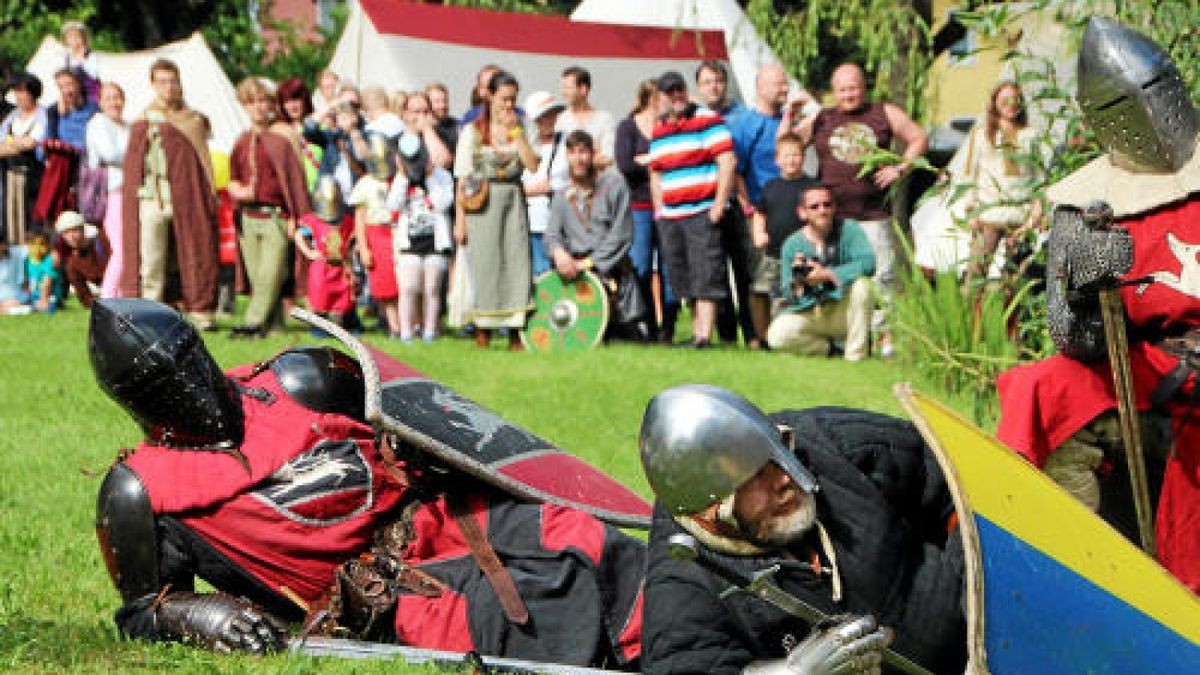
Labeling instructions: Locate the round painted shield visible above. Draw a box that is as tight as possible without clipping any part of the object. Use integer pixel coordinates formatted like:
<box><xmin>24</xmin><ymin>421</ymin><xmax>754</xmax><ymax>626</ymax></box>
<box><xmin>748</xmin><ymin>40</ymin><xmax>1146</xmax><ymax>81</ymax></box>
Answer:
<box><xmin>522</xmin><ymin>270</ymin><xmax>609</xmax><ymax>352</ymax></box>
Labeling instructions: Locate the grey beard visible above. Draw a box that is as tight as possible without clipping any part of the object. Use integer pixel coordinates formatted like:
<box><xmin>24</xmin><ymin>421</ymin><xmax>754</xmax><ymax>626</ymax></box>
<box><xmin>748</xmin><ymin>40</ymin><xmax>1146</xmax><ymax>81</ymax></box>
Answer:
<box><xmin>757</xmin><ymin>493</ymin><xmax>818</xmax><ymax>546</ymax></box>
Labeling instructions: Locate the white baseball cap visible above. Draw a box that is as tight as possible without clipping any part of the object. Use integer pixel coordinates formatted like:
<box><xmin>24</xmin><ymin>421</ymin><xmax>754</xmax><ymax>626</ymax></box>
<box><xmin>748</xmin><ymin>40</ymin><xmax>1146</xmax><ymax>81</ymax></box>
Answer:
<box><xmin>55</xmin><ymin>210</ymin><xmax>86</xmax><ymax>233</ymax></box>
<box><xmin>54</xmin><ymin>210</ymin><xmax>98</xmax><ymax>238</ymax></box>
<box><xmin>523</xmin><ymin>91</ymin><xmax>564</xmax><ymax>123</ymax></box>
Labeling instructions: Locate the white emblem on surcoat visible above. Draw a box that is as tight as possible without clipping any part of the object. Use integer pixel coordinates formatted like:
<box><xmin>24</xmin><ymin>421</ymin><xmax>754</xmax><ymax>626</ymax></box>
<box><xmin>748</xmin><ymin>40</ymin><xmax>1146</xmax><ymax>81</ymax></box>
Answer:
<box><xmin>1147</xmin><ymin>233</ymin><xmax>1200</xmax><ymax>300</ymax></box>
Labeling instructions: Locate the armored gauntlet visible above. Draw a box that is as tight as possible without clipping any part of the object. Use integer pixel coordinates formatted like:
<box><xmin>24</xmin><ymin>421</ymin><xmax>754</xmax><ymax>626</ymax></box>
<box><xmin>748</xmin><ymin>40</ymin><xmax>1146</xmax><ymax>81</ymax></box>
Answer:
<box><xmin>1046</xmin><ymin>201</ymin><xmax>1133</xmax><ymax>360</ymax></box>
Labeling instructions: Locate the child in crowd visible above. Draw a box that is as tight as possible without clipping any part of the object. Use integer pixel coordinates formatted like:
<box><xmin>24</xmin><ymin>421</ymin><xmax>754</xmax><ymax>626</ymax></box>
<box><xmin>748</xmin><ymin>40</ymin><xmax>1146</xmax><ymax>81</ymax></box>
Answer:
<box><xmin>296</xmin><ymin>176</ymin><xmax>355</xmax><ymax>330</ymax></box>
<box><xmin>749</xmin><ymin>133</ymin><xmax>814</xmax><ymax>342</ymax></box>
<box><xmin>61</xmin><ymin>21</ymin><xmax>100</xmax><ymax>104</ymax></box>
<box><xmin>387</xmin><ymin>130</ymin><xmax>454</xmax><ymax>343</ymax></box>
<box><xmin>55</xmin><ymin>210</ymin><xmax>108</xmax><ymax>309</ymax></box>
<box><xmin>349</xmin><ymin>132</ymin><xmax>402</xmax><ymax>337</ymax></box>
<box><xmin>26</xmin><ymin>233</ymin><xmax>61</xmax><ymax>313</ymax></box>
<box><xmin>0</xmin><ymin>240</ymin><xmax>30</xmax><ymax>314</ymax></box>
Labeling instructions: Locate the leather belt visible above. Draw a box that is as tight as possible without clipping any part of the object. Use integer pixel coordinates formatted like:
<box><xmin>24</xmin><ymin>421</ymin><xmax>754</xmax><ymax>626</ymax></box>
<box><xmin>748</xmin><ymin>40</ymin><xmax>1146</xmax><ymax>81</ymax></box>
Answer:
<box><xmin>446</xmin><ymin>493</ymin><xmax>529</xmax><ymax>626</ymax></box>
<box><xmin>241</xmin><ymin>205</ymin><xmax>285</xmax><ymax>219</ymax></box>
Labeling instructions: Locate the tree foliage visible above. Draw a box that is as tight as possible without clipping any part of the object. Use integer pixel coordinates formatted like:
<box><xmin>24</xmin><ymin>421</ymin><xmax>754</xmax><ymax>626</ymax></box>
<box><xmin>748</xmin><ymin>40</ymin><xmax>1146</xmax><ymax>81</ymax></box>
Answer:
<box><xmin>0</xmin><ymin>1</ymin><xmax>123</xmax><ymax>77</ymax></box>
<box><xmin>201</xmin><ymin>0</ymin><xmax>348</xmax><ymax>86</ymax></box>
<box><xmin>0</xmin><ymin>0</ymin><xmax>347</xmax><ymax>90</ymax></box>
<box><xmin>745</xmin><ymin>0</ymin><xmax>935</xmax><ymax>119</ymax></box>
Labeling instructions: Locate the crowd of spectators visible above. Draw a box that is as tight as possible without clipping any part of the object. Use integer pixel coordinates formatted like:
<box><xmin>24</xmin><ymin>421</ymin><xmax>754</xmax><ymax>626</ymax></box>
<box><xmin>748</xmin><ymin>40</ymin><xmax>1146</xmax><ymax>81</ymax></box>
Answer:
<box><xmin>0</xmin><ymin>21</ymin><xmax>1046</xmax><ymax>360</ymax></box>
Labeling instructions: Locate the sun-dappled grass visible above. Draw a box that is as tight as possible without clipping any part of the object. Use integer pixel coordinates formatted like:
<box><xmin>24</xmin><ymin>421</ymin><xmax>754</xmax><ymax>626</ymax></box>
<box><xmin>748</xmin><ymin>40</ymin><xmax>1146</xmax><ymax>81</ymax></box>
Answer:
<box><xmin>0</xmin><ymin>307</ymin><xmax>967</xmax><ymax>672</ymax></box>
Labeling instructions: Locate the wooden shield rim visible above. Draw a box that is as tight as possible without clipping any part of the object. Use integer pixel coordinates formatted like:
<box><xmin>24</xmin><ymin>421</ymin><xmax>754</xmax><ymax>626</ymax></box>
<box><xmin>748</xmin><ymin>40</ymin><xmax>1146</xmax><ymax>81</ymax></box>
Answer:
<box><xmin>521</xmin><ymin>269</ymin><xmax>609</xmax><ymax>352</ymax></box>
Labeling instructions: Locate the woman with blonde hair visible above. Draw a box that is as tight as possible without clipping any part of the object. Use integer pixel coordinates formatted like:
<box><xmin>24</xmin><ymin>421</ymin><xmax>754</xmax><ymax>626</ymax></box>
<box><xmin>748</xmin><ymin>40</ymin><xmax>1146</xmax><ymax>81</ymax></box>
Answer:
<box><xmin>361</xmin><ymin>85</ymin><xmax>404</xmax><ymax>138</ymax></box>
<box><xmin>959</xmin><ymin>80</ymin><xmax>1043</xmax><ymax>284</ymax></box>
<box><xmin>389</xmin><ymin>90</ymin><xmax>409</xmax><ymax>117</ymax></box>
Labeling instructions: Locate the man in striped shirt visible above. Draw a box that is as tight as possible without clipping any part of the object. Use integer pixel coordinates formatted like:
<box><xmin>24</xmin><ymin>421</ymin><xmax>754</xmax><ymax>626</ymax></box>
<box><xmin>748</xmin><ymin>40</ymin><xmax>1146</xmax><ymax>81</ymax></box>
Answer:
<box><xmin>648</xmin><ymin>71</ymin><xmax>737</xmax><ymax>348</ymax></box>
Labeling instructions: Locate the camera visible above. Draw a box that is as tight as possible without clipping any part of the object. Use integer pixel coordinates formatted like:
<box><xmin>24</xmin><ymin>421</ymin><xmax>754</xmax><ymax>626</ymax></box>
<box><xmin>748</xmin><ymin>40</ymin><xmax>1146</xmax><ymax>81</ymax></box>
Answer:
<box><xmin>792</xmin><ymin>257</ymin><xmax>813</xmax><ymax>281</ymax></box>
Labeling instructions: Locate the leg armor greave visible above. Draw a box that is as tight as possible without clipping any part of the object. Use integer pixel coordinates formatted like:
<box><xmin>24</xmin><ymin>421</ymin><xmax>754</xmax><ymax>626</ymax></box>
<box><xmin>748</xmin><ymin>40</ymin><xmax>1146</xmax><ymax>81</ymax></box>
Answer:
<box><xmin>96</xmin><ymin>462</ymin><xmax>160</xmax><ymax>604</ymax></box>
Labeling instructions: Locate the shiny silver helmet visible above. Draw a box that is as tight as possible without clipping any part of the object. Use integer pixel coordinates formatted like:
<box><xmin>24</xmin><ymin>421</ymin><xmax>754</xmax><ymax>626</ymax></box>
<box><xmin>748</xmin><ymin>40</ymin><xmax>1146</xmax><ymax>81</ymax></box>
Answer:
<box><xmin>312</xmin><ymin>174</ymin><xmax>343</xmax><ymax>222</ymax></box>
<box><xmin>639</xmin><ymin>384</ymin><xmax>818</xmax><ymax>515</ymax></box>
<box><xmin>364</xmin><ymin>132</ymin><xmax>396</xmax><ymax>181</ymax></box>
<box><xmin>1077</xmin><ymin>17</ymin><xmax>1198</xmax><ymax>174</ymax></box>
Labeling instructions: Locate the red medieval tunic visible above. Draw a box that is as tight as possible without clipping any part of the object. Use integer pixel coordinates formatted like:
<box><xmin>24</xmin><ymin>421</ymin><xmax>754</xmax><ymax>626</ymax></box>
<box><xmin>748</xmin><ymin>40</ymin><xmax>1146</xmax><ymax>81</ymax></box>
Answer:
<box><xmin>997</xmin><ymin>197</ymin><xmax>1200</xmax><ymax>590</ymax></box>
<box><xmin>123</xmin><ymin>364</ymin><xmax>406</xmax><ymax>604</ymax></box>
<box><xmin>118</xmin><ymin>107</ymin><xmax>220</xmax><ymax>312</ymax></box>
<box><xmin>299</xmin><ymin>212</ymin><xmax>354</xmax><ymax>314</ymax></box>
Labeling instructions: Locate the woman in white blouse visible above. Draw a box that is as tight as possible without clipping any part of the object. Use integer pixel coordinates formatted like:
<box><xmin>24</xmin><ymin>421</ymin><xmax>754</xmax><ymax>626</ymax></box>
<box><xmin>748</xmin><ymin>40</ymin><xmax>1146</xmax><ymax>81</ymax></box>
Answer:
<box><xmin>958</xmin><ymin>81</ymin><xmax>1043</xmax><ymax>284</ymax></box>
<box><xmin>85</xmin><ymin>82</ymin><xmax>129</xmax><ymax>298</ymax></box>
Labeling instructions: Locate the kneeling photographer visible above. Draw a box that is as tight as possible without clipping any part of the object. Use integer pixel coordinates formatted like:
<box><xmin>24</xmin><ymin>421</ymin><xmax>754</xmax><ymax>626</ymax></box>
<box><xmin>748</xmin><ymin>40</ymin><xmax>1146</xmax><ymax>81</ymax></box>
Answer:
<box><xmin>766</xmin><ymin>185</ymin><xmax>876</xmax><ymax>360</ymax></box>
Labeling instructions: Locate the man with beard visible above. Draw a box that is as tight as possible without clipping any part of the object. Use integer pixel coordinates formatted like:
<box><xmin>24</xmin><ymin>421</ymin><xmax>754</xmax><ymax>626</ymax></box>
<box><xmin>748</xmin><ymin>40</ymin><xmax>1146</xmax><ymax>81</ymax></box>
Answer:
<box><xmin>639</xmin><ymin>386</ymin><xmax>967</xmax><ymax>674</ymax></box>
<box><xmin>119</xmin><ymin>59</ymin><xmax>220</xmax><ymax>330</ymax></box>
<box><xmin>544</xmin><ymin>129</ymin><xmax>646</xmax><ymax>337</ymax></box>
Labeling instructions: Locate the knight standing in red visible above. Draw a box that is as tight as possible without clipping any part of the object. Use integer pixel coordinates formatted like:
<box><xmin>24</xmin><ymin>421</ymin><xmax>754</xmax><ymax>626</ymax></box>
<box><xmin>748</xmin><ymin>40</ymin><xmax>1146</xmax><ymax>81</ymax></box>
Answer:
<box><xmin>996</xmin><ymin>18</ymin><xmax>1200</xmax><ymax>590</ymax></box>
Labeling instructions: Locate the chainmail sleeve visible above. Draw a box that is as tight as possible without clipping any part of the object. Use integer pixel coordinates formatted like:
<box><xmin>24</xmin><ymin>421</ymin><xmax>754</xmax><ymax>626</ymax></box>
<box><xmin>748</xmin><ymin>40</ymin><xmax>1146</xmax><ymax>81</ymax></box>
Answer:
<box><xmin>1045</xmin><ymin>202</ymin><xmax>1134</xmax><ymax>361</ymax></box>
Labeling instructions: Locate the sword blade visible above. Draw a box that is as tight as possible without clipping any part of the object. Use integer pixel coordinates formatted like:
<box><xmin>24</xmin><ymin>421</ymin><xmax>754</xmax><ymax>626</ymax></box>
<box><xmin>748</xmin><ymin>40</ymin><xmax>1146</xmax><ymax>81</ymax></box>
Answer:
<box><xmin>290</xmin><ymin>636</ymin><xmax>627</xmax><ymax>675</ymax></box>
<box><xmin>1099</xmin><ymin>289</ymin><xmax>1158</xmax><ymax>556</ymax></box>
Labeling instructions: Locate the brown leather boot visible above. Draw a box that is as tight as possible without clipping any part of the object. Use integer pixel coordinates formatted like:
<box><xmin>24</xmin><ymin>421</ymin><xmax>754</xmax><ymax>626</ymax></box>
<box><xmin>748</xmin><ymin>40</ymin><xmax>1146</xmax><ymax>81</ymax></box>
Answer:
<box><xmin>507</xmin><ymin>331</ymin><xmax>524</xmax><ymax>351</ymax></box>
<box><xmin>475</xmin><ymin>328</ymin><xmax>491</xmax><ymax>349</ymax></box>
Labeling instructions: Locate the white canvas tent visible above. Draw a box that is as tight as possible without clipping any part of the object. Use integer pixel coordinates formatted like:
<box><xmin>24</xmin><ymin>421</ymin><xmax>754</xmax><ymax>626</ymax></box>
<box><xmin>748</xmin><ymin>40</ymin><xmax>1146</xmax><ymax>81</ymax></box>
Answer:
<box><xmin>328</xmin><ymin>0</ymin><xmax>735</xmax><ymax>119</ymax></box>
<box><xmin>24</xmin><ymin>32</ymin><xmax>248</xmax><ymax>152</ymax></box>
<box><xmin>571</xmin><ymin>0</ymin><xmax>801</xmax><ymax>106</ymax></box>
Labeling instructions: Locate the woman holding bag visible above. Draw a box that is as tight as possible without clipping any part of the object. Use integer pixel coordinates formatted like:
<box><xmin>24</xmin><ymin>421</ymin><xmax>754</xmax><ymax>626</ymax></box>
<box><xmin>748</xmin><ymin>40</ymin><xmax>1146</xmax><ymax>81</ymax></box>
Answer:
<box><xmin>453</xmin><ymin>70</ymin><xmax>539</xmax><ymax>349</ymax></box>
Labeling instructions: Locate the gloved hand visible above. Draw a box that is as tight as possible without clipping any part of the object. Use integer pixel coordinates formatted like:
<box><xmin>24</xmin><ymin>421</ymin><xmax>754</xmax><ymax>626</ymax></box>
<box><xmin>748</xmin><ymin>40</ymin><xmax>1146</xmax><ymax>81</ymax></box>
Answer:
<box><xmin>155</xmin><ymin>591</ymin><xmax>290</xmax><ymax>654</ymax></box>
<box><xmin>785</xmin><ymin>614</ymin><xmax>891</xmax><ymax>675</ymax></box>
<box><xmin>1046</xmin><ymin>200</ymin><xmax>1133</xmax><ymax>360</ymax></box>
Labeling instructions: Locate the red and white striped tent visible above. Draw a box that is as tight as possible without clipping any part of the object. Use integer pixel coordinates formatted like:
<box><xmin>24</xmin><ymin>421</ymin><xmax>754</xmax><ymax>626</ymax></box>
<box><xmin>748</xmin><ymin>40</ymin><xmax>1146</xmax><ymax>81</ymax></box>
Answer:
<box><xmin>327</xmin><ymin>0</ymin><xmax>735</xmax><ymax>118</ymax></box>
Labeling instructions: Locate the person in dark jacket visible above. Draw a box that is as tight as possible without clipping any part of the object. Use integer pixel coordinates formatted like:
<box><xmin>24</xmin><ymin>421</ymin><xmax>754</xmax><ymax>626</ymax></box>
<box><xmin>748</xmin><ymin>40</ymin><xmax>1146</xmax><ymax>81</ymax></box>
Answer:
<box><xmin>639</xmin><ymin>385</ymin><xmax>967</xmax><ymax>675</ymax></box>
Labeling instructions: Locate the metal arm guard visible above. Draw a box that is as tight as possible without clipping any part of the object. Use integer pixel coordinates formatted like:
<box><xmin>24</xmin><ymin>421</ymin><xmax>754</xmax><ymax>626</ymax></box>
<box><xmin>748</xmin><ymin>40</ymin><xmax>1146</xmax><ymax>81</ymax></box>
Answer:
<box><xmin>1046</xmin><ymin>201</ymin><xmax>1134</xmax><ymax>361</ymax></box>
<box><xmin>96</xmin><ymin>462</ymin><xmax>160</xmax><ymax>604</ymax></box>
<box><xmin>270</xmin><ymin>347</ymin><xmax>366</xmax><ymax>421</ymax></box>
<box><xmin>155</xmin><ymin>591</ymin><xmax>290</xmax><ymax>654</ymax></box>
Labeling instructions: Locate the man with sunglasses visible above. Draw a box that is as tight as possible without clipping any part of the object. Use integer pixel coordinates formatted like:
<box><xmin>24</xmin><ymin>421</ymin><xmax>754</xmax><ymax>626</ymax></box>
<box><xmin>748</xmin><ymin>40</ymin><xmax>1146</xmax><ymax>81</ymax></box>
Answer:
<box><xmin>765</xmin><ymin>185</ymin><xmax>875</xmax><ymax>360</ymax></box>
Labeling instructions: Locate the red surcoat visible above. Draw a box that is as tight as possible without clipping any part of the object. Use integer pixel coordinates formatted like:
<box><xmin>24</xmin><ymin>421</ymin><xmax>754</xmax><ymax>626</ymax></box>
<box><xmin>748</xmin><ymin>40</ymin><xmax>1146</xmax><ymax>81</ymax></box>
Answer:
<box><xmin>997</xmin><ymin>197</ymin><xmax>1200</xmax><ymax>590</ymax></box>
<box><xmin>124</xmin><ymin>365</ymin><xmax>406</xmax><ymax>603</ymax></box>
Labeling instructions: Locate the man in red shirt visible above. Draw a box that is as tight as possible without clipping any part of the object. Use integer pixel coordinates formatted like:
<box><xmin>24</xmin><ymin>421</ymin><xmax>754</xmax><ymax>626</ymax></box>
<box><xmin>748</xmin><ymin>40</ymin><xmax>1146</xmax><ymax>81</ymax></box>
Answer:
<box><xmin>227</xmin><ymin>77</ymin><xmax>311</xmax><ymax>338</ymax></box>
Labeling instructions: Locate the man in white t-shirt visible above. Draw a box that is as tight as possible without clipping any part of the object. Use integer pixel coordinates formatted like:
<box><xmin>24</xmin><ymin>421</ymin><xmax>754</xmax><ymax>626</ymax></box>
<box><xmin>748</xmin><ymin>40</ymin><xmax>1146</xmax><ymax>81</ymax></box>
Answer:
<box><xmin>556</xmin><ymin>66</ymin><xmax>615</xmax><ymax>170</ymax></box>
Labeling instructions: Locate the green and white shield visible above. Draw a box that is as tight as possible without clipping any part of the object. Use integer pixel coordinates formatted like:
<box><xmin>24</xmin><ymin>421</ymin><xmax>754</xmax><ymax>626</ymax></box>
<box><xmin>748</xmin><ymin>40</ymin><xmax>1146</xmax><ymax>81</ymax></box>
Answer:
<box><xmin>522</xmin><ymin>270</ymin><xmax>609</xmax><ymax>352</ymax></box>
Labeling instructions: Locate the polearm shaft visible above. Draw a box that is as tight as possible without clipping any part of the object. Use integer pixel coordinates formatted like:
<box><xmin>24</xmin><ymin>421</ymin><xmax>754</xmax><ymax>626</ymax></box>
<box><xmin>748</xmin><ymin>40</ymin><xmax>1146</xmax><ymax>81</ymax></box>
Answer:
<box><xmin>667</xmin><ymin>534</ymin><xmax>932</xmax><ymax>675</ymax></box>
<box><xmin>290</xmin><ymin>636</ymin><xmax>627</xmax><ymax>674</ymax></box>
<box><xmin>1099</xmin><ymin>289</ymin><xmax>1157</xmax><ymax>556</ymax></box>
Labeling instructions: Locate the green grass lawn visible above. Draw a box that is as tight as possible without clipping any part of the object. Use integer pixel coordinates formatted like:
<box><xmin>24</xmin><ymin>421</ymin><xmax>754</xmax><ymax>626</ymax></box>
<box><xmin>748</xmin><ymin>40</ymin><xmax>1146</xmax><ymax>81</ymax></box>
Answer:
<box><xmin>0</xmin><ymin>307</ymin><xmax>963</xmax><ymax>672</ymax></box>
